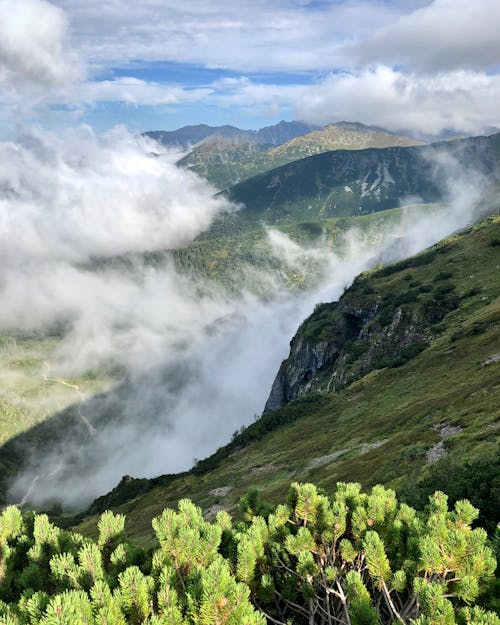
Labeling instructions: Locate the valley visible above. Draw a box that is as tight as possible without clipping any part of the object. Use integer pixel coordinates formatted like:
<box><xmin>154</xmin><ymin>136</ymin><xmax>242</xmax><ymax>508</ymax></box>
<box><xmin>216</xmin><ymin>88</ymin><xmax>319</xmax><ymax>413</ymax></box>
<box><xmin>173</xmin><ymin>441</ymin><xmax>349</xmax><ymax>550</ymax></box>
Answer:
<box><xmin>1</xmin><ymin>2</ymin><xmax>499</xmax><ymax>622</ymax></box>
<box><xmin>73</xmin><ymin>214</ymin><xmax>500</xmax><ymax>545</ymax></box>
<box><xmin>1</xmin><ymin>130</ymin><xmax>499</xmax><ymax>516</ymax></box>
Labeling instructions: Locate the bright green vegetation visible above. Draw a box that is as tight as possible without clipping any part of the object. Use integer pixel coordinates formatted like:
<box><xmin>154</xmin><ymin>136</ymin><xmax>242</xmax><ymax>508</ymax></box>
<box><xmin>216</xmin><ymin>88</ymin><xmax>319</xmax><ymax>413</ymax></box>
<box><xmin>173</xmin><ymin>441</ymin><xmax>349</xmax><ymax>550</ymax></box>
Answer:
<box><xmin>0</xmin><ymin>334</ymin><xmax>115</xmax><ymax>446</ymax></box>
<box><xmin>76</xmin><ymin>215</ymin><xmax>500</xmax><ymax>545</ymax></box>
<box><xmin>0</xmin><ymin>482</ymin><xmax>498</xmax><ymax>625</ymax></box>
<box><xmin>178</xmin><ymin>122</ymin><xmax>422</xmax><ymax>190</ymax></box>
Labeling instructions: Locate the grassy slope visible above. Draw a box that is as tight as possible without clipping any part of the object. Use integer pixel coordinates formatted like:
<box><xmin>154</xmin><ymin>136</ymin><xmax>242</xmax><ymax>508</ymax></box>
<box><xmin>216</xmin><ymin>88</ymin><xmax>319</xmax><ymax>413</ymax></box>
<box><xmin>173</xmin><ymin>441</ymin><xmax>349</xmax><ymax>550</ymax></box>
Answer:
<box><xmin>0</xmin><ymin>334</ymin><xmax>115</xmax><ymax>447</ymax></box>
<box><xmin>74</xmin><ymin>215</ymin><xmax>500</xmax><ymax>545</ymax></box>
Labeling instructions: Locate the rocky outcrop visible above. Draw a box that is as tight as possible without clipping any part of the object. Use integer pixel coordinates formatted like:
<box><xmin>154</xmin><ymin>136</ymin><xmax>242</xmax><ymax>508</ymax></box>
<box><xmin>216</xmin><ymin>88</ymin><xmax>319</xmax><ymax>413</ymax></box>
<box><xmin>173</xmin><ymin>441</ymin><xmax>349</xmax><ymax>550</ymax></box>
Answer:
<box><xmin>263</xmin><ymin>260</ymin><xmax>449</xmax><ymax>413</ymax></box>
<box><xmin>264</xmin><ymin>338</ymin><xmax>339</xmax><ymax>412</ymax></box>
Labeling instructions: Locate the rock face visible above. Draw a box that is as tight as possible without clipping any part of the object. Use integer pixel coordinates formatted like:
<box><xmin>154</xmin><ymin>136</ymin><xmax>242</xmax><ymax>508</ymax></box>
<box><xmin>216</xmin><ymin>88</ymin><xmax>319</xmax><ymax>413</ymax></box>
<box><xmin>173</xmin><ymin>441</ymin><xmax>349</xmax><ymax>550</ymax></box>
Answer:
<box><xmin>263</xmin><ymin>250</ymin><xmax>452</xmax><ymax>413</ymax></box>
<box><xmin>264</xmin><ymin>338</ymin><xmax>338</xmax><ymax>412</ymax></box>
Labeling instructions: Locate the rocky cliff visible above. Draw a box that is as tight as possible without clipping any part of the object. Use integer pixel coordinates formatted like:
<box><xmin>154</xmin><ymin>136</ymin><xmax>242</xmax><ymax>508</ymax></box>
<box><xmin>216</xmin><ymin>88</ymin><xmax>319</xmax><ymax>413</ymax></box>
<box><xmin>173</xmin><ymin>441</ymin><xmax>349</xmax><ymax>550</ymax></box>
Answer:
<box><xmin>264</xmin><ymin>241</ymin><xmax>461</xmax><ymax>412</ymax></box>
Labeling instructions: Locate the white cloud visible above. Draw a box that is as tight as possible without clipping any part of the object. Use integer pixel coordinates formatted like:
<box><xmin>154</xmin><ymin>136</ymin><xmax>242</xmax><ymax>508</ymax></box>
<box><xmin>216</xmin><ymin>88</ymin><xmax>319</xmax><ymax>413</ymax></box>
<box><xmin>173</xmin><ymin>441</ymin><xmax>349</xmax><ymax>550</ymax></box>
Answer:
<box><xmin>293</xmin><ymin>67</ymin><xmax>500</xmax><ymax>135</ymax></box>
<box><xmin>0</xmin><ymin>126</ymin><xmax>230</xmax><ymax>265</ymax></box>
<box><xmin>35</xmin><ymin>66</ymin><xmax>500</xmax><ymax>137</ymax></box>
<box><xmin>1</xmin><ymin>0</ymin><xmax>499</xmax><ymax>138</ymax></box>
<box><xmin>0</xmin><ymin>0</ymin><xmax>81</xmax><ymax>88</ymax></box>
<box><xmin>52</xmin><ymin>0</ymin><xmax>404</xmax><ymax>73</ymax></box>
<box><xmin>350</xmin><ymin>0</ymin><xmax>500</xmax><ymax>73</ymax></box>
<box><xmin>78</xmin><ymin>77</ymin><xmax>213</xmax><ymax>107</ymax></box>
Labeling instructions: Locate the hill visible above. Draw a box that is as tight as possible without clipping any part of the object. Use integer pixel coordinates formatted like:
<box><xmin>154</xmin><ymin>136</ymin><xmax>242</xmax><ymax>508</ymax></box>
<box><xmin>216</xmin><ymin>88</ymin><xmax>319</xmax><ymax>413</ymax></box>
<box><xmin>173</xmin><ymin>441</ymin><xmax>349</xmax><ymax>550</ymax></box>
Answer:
<box><xmin>178</xmin><ymin>121</ymin><xmax>422</xmax><ymax>189</ymax></box>
<box><xmin>225</xmin><ymin>132</ymin><xmax>500</xmax><ymax>222</ymax></box>
<box><xmin>73</xmin><ymin>214</ymin><xmax>500</xmax><ymax>544</ymax></box>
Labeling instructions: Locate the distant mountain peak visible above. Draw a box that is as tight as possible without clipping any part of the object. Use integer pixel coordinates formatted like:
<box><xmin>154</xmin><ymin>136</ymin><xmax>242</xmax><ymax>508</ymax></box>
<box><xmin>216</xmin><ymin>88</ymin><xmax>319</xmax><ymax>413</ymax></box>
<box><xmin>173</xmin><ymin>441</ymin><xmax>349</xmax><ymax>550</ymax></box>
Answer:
<box><xmin>143</xmin><ymin>120</ymin><xmax>319</xmax><ymax>150</ymax></box>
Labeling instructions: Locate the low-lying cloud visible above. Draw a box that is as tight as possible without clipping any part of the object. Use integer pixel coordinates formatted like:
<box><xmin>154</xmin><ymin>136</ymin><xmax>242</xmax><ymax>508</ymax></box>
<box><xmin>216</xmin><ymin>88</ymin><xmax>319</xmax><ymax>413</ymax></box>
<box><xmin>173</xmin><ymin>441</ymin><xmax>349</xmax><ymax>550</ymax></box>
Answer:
<box><xmin>1</xmin><ymin>125</ymin><xmax>496</xmax><ymax>510</ymax></box>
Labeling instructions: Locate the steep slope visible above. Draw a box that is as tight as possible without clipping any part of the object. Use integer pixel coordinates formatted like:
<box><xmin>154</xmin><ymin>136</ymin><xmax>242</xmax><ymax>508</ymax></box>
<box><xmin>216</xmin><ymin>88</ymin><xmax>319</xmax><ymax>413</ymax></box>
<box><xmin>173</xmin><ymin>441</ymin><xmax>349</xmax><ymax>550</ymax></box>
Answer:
<box><xmin>0</xmin><ymin>205</ymin><xmax>430</xmax><ymax>509</ymax></box>
<box><xmin>225</xmin><ymin>133</ymin><xmax>500</xmax><ymax>222</ymax></box>
<box><xmin>178</xmin><ymin>122</ymin><xmax>421</xmax><ymax>189</ymax></box>
<box><xmin>74</xmin><ymin>215</ymin><xmax>500</xmax><ymax>544</ymax></box>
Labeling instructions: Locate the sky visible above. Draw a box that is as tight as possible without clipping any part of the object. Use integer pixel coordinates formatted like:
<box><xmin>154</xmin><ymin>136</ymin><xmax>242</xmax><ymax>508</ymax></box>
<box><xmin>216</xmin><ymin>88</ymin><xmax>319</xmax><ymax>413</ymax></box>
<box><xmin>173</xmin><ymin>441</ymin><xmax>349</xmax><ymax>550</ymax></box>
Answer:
<box><xmin>0</xmin><ymin>0</ymin><xmax>500</xmax><ymax>136</ymax></box>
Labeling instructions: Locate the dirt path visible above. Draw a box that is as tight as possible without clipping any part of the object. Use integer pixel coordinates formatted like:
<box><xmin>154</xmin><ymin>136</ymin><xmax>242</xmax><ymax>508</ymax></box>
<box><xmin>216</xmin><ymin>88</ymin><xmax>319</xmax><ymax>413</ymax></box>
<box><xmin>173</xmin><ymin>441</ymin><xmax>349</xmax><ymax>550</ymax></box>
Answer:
<box><xmin>42</xmin><ymin>362</ymin><xmax>96</xmax><ymax>436</ymax></box>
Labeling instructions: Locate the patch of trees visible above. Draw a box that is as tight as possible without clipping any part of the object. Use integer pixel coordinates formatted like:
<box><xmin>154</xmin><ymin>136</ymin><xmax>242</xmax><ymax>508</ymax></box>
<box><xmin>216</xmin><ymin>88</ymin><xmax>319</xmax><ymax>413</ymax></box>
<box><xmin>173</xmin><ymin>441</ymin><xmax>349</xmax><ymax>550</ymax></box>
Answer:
<box><xmin>0</xmin><ymin>482</ymin><xmax>497</xmax><ymax>625</ymax></box>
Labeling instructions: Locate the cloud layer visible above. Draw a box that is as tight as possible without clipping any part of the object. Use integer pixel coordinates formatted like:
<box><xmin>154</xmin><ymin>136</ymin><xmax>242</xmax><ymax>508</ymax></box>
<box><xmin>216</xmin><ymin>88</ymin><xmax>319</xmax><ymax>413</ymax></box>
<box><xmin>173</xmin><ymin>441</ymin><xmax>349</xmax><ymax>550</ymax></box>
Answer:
<box><xmin>1</xmin><ymin>0</ymin><xmax>499</xmax><ymax>136</ymax></box>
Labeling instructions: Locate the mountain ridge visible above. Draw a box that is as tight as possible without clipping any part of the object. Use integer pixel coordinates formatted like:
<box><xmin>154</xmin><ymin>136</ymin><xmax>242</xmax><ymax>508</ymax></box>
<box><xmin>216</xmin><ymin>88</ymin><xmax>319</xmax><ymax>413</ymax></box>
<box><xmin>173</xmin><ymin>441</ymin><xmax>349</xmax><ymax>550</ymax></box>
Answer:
<box><xmin>177</xmin><ymin>121</ymin><xmax>422</xmax><ymax>189</ymax></box>
<box><xmin>144</xmin><ymin>120</ymin><xmax>318</xmax><ymax>150</ymax></box>
<box><xmin>224</xmin><ymin>132</ymin><xmax>500</xmax><ymax>222</ymax></box>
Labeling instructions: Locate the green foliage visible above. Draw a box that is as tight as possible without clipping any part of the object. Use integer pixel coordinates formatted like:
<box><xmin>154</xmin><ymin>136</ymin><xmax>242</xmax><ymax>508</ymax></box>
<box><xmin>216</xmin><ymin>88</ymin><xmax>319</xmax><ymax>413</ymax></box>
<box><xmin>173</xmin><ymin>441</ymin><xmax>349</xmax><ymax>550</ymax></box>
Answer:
<box><xmin>0</xmin><ymin>484</ymin><xmax>497</xmax><ymax>624</ymax></box>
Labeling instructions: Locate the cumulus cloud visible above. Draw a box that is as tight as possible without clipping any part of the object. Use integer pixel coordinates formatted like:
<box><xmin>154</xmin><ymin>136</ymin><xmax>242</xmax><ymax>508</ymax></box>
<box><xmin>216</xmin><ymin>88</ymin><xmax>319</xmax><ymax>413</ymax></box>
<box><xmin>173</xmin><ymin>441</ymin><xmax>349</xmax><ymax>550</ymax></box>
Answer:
<box><xmin>2</xmin><ymin>0</ymin><xmax>499</xmax><ymax>138</ymax></box>
<box><xmin>293</xmin><ymin>67</ymin><xmax>500</xmax><ymax>136</ymax></box>
<box><xmin>0</xmin><ymin>0</ymin><xmax>81</xmax><ymax>88</ymax></box>
<box><xmin>349</xmin><ymin>0</ymin><xmax>500</xmax><ymax>73</ymax></box>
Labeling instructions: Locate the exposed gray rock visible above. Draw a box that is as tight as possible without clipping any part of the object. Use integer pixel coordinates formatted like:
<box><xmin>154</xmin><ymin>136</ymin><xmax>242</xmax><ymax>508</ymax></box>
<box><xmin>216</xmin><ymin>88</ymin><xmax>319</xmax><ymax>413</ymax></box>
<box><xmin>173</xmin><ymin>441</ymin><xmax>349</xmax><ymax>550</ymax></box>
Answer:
<box><xmin>203</xmin><ymin>503</ymin><xmax>230</xmax><ymax>521</ymax></box>
<box><xmin>426</xmin><ymin>422</ymin><xmax>463</xmax><ymax>463</ymax></box>
<box><xmin>307</xmin><ymin>449</ymin><xmax>349</xmax><ymax>470</ymax></box>
<box><xmin>483</xmin><ymin>353</ymin><xmax>500</xmax><ymax>366</ymax></box>
<box><xmin>432</xmin><ymin>422</ymin><xmax>463</xmax><ymax>438</ymax></box>
<box><xmin>359</xmin><ymin>439</ymin><xmax>390</xmax><ymax>455</ymax></box>
<box><xmin>263</xmin><ymin>281</ymin><xmax>431</xmax><ymax>413</ymax></box>
<box><xmin>208</xmin><ymin>486</ymin><xmax>232</xmax><ymax>497</ymax></box>
<box><xmin>264</xmin><ymin>337</ymin><xmax>340</xmax><ymax>412</ymax></box>
<box><xmin>426</xmin><ymin>441</ymin><xmax>446</xmax><ymax>463</ymax></box>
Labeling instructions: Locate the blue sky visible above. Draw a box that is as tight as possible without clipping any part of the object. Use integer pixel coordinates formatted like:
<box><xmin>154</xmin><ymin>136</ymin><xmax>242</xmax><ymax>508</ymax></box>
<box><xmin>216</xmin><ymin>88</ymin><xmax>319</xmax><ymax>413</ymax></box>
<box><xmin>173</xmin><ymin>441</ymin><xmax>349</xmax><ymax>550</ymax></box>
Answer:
<box><xmin>0</xmin><ymin>0</ymin><xmax>499</xmax><ymax>136</ymax></box>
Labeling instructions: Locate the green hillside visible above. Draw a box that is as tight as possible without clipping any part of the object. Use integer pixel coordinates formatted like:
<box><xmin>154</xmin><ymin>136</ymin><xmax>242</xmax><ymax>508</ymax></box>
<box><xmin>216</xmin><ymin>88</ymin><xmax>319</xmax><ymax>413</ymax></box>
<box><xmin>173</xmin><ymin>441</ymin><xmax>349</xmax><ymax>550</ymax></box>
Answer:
<box><xmin>73</xmin><ymin>214</ymin><xmax>500</xmax><ymax>545</ymax></box>
<box><xmin>225</xmin><ymin>133</ymin><xmax>500</xmax><ymax>222</ymax></box>
<box><xmin>178</xmin><ymin>122</ymin><xmax>422</xmax><ymax>189</ymax></box>
<box><xmin>172</xmin><ymin>204</ymin><xmax>439</xmax><ymax>290</ymax></box>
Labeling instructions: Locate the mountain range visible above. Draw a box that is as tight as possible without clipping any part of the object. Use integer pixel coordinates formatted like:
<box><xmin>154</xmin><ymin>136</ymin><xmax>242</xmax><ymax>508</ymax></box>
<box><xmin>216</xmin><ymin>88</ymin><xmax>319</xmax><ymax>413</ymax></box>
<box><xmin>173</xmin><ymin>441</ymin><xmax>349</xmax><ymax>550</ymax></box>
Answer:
<box><xmin>225</xmin><ymin>132</ymin><xmax>500</xmax><ymax>222</ymax></box>
<box><xmin>146</xmin><ymin>120</ymin><xmax>422</xmax><ymax>189</ymax></box>
<box><xmin>144</xmin><ymin>120</ymin><xmax>318</xmax><ymax>150</ymax></box>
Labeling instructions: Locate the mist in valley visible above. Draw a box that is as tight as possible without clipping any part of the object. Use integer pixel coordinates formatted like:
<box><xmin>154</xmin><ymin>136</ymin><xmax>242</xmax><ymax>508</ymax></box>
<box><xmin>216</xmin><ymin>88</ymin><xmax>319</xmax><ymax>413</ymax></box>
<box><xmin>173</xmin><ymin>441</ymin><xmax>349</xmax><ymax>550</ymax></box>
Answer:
<box><xmin>0</xmin><ymin>122</ymin><xmax>496</xmax><ymax>511</ymax></box>
<box><xmin>0</xmin><ymin>0</ymin><xmax>498</xmax><ymax>512</ymax></box>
